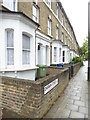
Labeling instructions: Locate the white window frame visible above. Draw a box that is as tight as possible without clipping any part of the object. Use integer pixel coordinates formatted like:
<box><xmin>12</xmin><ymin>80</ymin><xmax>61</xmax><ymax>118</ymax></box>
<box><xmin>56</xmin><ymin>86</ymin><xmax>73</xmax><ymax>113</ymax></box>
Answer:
<box><xmin>22</xmin><ymin>34</ymin><xmax>30</xmax><ymax>65</ymax></box>
<box><xmin>56</xmin><ymin>26</ymin><xmax>58</xmax><ymax>40</ymax></box>
<box><xmin>48</xmin><ymin>18</ymin><xmax>51</xmax><ymax>36</ymax></box>
<box><xmin>56</xmin><ymin>3</ymin><xmax>58</xmax><ymax>17</ymax></box>
<box><xmin>33</xmin><ymin>4</ymin><xmax>39</xmax><ymax>23</ymax></box>
<box><xmin>54</xmin><ymin>47</ymin><xmax>57</xmax><ymax>62</ymax></box>
<box><xmin>2</xmin><ymin>0</ymin><xmax>17</xmax><ymax>11</ymax></box>
<box><xmin>6</xmin><ymin>29</ymin><xmax>14</xmax><ymax>66</ymax></box>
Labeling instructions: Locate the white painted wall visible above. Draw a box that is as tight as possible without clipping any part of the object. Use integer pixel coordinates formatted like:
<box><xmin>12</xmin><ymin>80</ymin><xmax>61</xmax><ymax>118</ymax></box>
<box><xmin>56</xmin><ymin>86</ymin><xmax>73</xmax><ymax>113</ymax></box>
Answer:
<box><xmin>0</xmin><ymin>13</ymin><xmax>38</xmax><ymax>80</ymax></box>
<box><xmin>52</xmin><ymin>41</ymin><xmax>62</xmax><ymax>64</ymax></box>
<box><xmin>36</xmin><ymin>31</ymin><xmax>51</xmax><ymax>66</ymax></box>
<box><xmin>62</xmin><ymin>46</ymin><xmax>70</xmax><ymax>64</ymax></box>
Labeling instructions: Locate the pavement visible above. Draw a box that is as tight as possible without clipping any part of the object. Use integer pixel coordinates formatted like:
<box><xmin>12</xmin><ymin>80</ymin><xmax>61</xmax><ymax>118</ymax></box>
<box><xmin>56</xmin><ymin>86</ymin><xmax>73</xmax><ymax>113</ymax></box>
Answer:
<box><xmin>44</xmin><ymin>61</ymin><xmax>88</xmax><ymax>118</ymax></box>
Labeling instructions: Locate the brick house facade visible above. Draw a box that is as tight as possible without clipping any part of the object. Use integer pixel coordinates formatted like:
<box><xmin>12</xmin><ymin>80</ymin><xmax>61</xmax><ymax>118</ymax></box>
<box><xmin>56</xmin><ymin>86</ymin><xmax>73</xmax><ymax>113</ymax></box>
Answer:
<box><xmin>0</xmin><ymin>0</ymin><xmax>79</xmax><ymax>80</ymax></box>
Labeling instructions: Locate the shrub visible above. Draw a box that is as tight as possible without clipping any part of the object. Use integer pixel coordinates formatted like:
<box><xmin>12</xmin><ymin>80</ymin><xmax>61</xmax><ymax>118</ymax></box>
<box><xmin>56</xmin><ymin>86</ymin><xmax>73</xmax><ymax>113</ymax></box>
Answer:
<box><xmin>72</xmin><ymin>57</ymin><xmax>83</xmax><ymax>64</ymax></box>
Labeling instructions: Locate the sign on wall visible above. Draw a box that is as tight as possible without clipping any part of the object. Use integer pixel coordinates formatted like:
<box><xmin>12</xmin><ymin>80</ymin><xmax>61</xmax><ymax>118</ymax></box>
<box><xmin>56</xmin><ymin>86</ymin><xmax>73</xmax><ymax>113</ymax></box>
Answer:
<box><xmin>44</xmin><ymin>78</ymin><xmax>58</xmax><ymax>95</ymax></box>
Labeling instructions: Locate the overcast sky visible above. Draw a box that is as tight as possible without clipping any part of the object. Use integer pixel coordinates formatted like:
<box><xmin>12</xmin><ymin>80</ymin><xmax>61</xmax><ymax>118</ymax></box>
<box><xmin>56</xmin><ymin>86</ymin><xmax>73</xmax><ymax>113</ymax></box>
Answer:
<box><xmin>61</xmin><ymin>0</ymin><xmax>89</xmax><ymax>47</ymax></box>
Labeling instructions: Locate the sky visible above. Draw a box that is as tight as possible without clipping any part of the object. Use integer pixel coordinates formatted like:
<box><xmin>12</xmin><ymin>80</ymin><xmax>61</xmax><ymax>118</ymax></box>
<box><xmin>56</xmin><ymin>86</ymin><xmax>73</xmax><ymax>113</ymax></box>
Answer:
<box><xmin>61</xmin><ymin>0</ymin><xmax>89</xmax><ymax>47</ymax></box>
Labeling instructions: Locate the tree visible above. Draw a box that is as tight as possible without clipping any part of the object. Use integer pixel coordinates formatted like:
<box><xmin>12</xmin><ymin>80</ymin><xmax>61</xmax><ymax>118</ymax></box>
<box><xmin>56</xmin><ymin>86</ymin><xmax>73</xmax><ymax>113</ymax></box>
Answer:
<box><xmin>81</xmin><ymin>37</ymin><xmax>88</xmax><ymax>60</ymax></box>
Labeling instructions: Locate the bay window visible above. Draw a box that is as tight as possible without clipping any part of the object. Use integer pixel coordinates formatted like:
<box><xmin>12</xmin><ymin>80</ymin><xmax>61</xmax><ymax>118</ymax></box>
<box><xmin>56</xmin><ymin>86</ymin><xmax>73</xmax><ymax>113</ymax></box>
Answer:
<box><xmin>6</xmin><ymin>29</ymin><xmax>14</xmax><ymax>65</ymax></box>
<box><xmin>22</xmin><ymin>34</ymin><xmax>30</xmax><ymax>65</ymax></box>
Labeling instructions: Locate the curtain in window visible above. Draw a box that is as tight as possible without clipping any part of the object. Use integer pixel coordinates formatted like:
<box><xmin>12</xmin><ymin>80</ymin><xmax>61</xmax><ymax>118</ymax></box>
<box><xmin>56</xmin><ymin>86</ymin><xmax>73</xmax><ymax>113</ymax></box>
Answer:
<box><xmin>22</xmin><ymin>34</ymin><xmax>30</xmax><ymax>65</ymax></box>
<box><xmin>7</xmin><ymin>49</ymin><xmax>14</xmax><ymax>65</ymax></box>
<box><xmin>7</xmin><ymin>30</ymin><xmax>14</xmax><ymax>47</ymax></box>
<box><xmin>6</xmin><ymin>29</ymin><xmax>14</xmax><ymax>65</ymax></box>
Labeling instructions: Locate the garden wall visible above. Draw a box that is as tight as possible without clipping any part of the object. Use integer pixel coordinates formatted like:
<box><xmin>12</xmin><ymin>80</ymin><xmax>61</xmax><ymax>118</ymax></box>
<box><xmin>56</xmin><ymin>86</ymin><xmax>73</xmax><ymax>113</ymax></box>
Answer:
<box><xmin>0</xmin><ymin>62</ymin><xmax>82</xmax><ymax>118</ymax></box>
<box><xmin>73</xmin><ymin>62</ymin><xmax>82</xmax><ymax>76</ymax></box>
<box><xmin>0</xmin><ymin>67</ymin><xmax>69</xmax><ymax>118</ymax></box>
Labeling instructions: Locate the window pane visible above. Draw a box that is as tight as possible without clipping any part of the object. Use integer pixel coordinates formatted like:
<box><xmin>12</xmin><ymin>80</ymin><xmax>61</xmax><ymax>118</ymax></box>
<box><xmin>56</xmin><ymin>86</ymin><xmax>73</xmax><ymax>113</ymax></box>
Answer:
<box><xmin>63</xmin><ymin>51</ymin><xmax>65</xmax><ymax>56</ymax></box>
<box><xmin>22</xmin><ymin>34</ymin><xmax>30</xmax><ymax>49</ymax></box>
<box><xmin>56</xmin><ymin>28</ymin><xmax>58</xmax><ymax>39</ymax></box>
<box><xmin>63</xmin><ymin>57</ymin><xmax>65</xmax><ymax>62</ymax></box>
<box><xmin>13</xmin><ymin>0</ymin><xmax>16</xmax><ymax>10</ymax></box>
<box><xmin>7</xmin><ymin>48</ymin><xmax>14</xmax><ymax>65</ymax></box>
<box><xmin>22</xmin><ymin>34</ymin><xmax>30</xmax><ymax>65</ymax></box>
<box><xmin>48</xmin><ymin>19</ymin><xmax>51</xmax><ymax>35</ymax></box>
<box><xmin>7</xmin><ymin>30</ymin><xmax>14</xmax><ymax>47</ymax></box>
<box><xmin>3</xmin><ymin>0</ymin><xmax>15</xmax><ymax>10</ymax></box>
<box><xmin>23</xmin><ymin>50</ymin><xmax>30</xmax><ymax>64</ymax></box>
<box><xmin>33</xmin><ymin>5</ymin><xmax>36</xmax><ymax>17</ymax></box>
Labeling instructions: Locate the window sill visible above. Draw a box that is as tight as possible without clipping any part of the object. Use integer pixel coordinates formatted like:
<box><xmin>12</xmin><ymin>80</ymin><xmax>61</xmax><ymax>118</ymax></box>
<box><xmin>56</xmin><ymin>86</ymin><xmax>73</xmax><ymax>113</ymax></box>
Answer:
<box><xmin>0</xmin><ymin>66</ymin><xmax>38</xmax><ymax>72</ymax></box>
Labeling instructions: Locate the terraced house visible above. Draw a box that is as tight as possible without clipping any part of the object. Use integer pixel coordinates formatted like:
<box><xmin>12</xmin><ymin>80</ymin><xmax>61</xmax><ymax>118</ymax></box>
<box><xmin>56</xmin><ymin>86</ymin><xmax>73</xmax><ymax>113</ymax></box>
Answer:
<box><xmin>0</xmin><ymin>0</ymin><xmax>79</xmax><ymax>80</ymax></box>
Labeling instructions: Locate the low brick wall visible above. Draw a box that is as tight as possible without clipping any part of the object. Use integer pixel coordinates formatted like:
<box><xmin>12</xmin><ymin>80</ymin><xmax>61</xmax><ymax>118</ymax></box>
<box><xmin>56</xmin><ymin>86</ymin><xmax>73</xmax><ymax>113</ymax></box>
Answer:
<box><xmin>0</xmin><ymin>67</ymin><xmax>69</xmax><ymax>118</ymax></box>
<box><xmin>73</xmin><ymin>62</ymin><xmax>82</xmax><ymax>76</ymax></box>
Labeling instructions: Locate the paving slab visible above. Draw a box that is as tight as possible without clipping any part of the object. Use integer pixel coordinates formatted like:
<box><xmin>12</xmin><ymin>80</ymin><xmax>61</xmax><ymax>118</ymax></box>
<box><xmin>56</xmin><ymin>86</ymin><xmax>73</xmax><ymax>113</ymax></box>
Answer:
<box><xmin>65</xmin><ymin>104</ymin><xmax>79</xmax><ymax>111</ymax></box>
<box><xmin>44</xmin><ymin>61</ymin><xmax>88</xmax><ymax>118</ymax></box>
<box><xmin>74</xmin><ymin>100</ymin><xmax>85</xmax><ymax>107</ymax></box>
<box><xmin>79</xmin><ymin>106</ymin><xmax>88</xmax><ymax>115</ymax></box>
<box><xmin>70</xmin><ymin>111</ymin><xmax>85</xmax><ymax>118</ymax></box>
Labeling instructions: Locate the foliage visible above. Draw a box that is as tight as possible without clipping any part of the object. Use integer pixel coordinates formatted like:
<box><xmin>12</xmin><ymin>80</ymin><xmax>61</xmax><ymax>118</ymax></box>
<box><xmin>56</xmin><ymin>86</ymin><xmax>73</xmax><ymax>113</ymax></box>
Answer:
<box><xmin>81</xmin><ymin>37</ymin><xmax>88</xmax><ymax>60</ymax></box>
<box><xmin>72</xmin><ymin>56</ymin><xmax>83</xmax><ymax>64</ymax></box>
